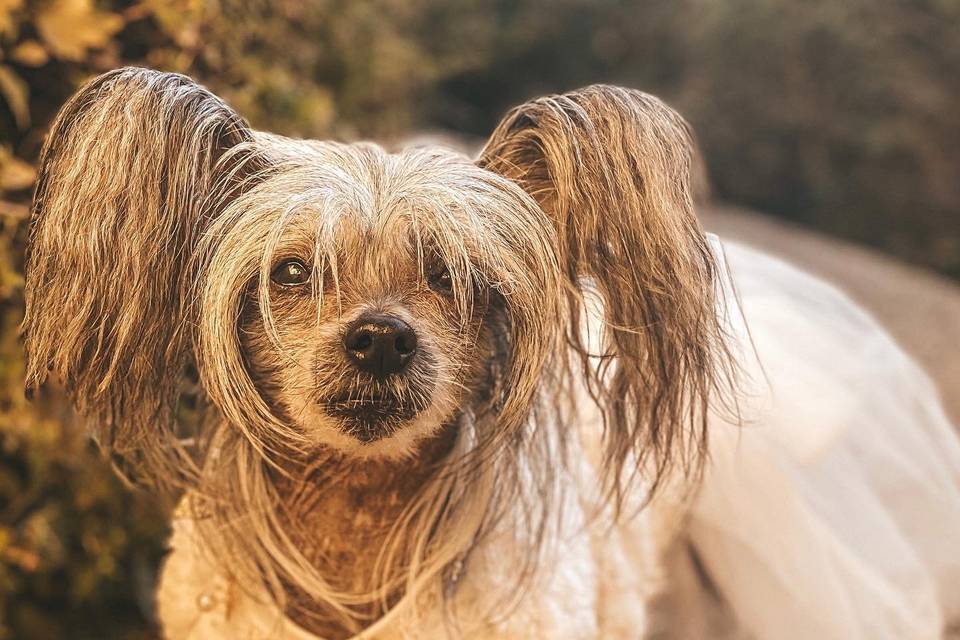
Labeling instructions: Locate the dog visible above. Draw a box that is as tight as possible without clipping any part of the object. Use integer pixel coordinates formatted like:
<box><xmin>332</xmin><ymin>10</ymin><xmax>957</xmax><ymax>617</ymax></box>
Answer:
<box><xmin>23</xmin><ymin>68</ymin><xmax>960</xmax><ymax>639</ymax></box>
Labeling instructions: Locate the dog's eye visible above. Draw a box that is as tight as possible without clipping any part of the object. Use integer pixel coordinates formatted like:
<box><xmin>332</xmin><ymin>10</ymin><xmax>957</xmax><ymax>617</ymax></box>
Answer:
<box><xmin>271</xmin><ymin>259</ymin><xmax>310</xmax><ymax>287</ymax></box>
<box><xmin>427</xmin><ymin>265</ymin><xmax>453</xmax><ymax>294</ymax></box>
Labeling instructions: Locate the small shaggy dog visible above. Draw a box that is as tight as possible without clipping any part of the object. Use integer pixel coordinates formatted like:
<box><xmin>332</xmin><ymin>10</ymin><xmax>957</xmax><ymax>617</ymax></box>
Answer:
<box><xmin>23</xmin><ymin>68</ymin><xmax>960</xmax><ymax>639</ymax></box>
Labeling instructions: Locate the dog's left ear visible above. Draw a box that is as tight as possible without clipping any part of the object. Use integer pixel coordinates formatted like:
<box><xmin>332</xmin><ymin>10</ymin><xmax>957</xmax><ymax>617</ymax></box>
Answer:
<box><xmin>23</xmin><ymin>68</ymin><xmax>266</xmax><ymax>489</ymax></box>
<box><xmin>479</xmin><ymin>85</ymin><xmax>734</xmax><ymax>503</ymax></box>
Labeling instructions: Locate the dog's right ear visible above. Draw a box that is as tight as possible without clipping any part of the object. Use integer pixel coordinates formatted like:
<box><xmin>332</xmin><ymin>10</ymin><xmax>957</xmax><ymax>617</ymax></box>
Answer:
<box><xmin>23</xmin><ymin>67</ymin><xmax>265</xmax><ymax>488</ymax></box>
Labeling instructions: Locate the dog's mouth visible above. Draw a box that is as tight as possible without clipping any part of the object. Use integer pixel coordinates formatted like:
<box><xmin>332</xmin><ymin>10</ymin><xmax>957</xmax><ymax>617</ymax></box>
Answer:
<box><xmin>320</xmin><ymin>391</ymin><xmax>425</xmax><ymax>443</ymax></box>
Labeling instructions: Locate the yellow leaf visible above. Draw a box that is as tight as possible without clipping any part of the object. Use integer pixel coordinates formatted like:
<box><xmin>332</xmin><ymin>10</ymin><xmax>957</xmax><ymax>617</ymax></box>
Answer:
<box><xmin>36</xmin><ymin>0</ymin><xmax>124</xmax><ymax>62</ymax></box>
<box><xmin>0</xmin><ymin>145</ymin><xmax>35</xmax><ymax>192</ymax></box>
<box><xmin>0</xmin><ymin>0</ymin><xmax>23</xmax><ymax>38</ymax></box>
<box><xmin>11</xmin><ymin>40</ymin><xmax>49</xmax><ymax>67</ymax></box>
<box><xmin>0</xmin><ymin>64</ymin><xmax>28</xmax><ymax>128</ymax></box>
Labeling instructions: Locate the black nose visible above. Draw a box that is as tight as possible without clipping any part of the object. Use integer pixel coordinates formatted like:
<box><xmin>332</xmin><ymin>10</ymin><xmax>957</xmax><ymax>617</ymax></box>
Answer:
<box><xmin>343</xmin><ymin>314</ymin><xmax>418</xmax><ymax>378</ymax></box>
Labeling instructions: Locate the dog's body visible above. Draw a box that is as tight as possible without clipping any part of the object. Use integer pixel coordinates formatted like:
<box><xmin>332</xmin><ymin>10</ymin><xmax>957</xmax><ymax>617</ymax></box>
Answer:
<box><xmin>156</xmin><ymin>390</ymin><xmax>664</xmax><ymax>639</ymax></box>
<box><xmin>22</xmin><ymin>68</ymin><xmax>960</xmax><ymax>639</ymax></box>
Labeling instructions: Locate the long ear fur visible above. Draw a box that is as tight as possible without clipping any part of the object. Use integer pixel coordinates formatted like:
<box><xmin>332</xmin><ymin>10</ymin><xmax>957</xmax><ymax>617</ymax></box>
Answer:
<box><xmin>479</xmin><ymin>85</ymin><xmax>736</xmax><ymax>505</ymax></box>
<box><xmin>23</xmin><ymin>67</ymin><xmax>264</xmax><ymax>491</ymax></box>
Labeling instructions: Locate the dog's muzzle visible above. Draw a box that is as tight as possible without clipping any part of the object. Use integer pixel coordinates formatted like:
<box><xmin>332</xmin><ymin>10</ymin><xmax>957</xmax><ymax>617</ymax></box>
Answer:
<box><xmin>323</xmin><ymin>393</ymin><xmax>419</xmax><ymax>442</ymax></box>
<box><xmin>316</xmin><ymin>313</ymin><xmax>434</xmax><ymax>442</ymax></box>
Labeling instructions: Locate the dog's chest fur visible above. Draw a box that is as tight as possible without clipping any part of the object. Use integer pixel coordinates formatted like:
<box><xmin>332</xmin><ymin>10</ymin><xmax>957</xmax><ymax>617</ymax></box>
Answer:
<box><xmin>156</xmin><ymin>427</ymin><xmax>669</xmax><ymax>639</ymax></box>
<box><xmin>276</xmin><ymin>430</ymin><xmax>457</xmax><ymax>638</ymax></box>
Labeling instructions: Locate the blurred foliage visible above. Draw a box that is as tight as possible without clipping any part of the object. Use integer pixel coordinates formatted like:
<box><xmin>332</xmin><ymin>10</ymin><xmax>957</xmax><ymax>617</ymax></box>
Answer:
<box><xmin>0</xmin><ymin>0</ymin><xmax>957</xmax><ymax>637</ymax></box>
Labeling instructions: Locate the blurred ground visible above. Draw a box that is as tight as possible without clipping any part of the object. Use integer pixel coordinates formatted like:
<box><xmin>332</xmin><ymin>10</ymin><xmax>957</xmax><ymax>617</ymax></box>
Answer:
<box><xmin>705</xmin><ymin>205</ymin><xmax>960</xmax><ymax>427</ymax></box>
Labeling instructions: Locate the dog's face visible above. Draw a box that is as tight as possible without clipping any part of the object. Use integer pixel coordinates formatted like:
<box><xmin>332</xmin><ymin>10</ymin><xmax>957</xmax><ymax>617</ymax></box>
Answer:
<box><xmin>204</xmin><ymin>141</ymin><xmax>557</xmax><ymax>459</ymax></box>
<box><xmin>239</xmin><ymin>214</ymin><xmax>476</xmax><ymax>458</ymax></box>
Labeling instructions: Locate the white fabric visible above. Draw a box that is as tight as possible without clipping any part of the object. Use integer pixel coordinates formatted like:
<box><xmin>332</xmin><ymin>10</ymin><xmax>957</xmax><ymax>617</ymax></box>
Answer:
<box><xmin>156</xmin><ymin>239</ymin><xmax>960</xmax><ymax>638</ymax></box>
<box><xmin>688</xmin><ymin>241</ymin><xmax>960</xmax><ymax>640</ymax></box>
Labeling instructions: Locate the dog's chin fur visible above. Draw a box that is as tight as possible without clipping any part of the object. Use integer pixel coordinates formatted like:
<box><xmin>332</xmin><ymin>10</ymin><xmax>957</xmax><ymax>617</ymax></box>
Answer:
<box><xmin>22</xmin><ymin>68</ymin><xmax>738</xmax><ymax>637</ymax></box>
<box><xmin>297</xmin><ymin>406</ymin><xmax>457</xmax><ymax>461</ymax></box>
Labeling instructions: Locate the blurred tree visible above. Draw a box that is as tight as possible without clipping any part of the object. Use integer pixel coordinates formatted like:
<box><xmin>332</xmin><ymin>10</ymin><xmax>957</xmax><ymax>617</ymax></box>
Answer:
<box><xmin>674</xmin><ymin>0</ymin><xmax>960</xmax><ymax>278</ymax></box>
<box><xmin>423</xmin><ymin>0</ymin><xmax>960</xmax><ymax>277</ymax></box>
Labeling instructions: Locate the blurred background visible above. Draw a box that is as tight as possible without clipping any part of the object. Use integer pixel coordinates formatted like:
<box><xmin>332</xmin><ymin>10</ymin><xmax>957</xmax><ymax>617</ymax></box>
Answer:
<box><xmin>0</xmin><ymin>1</ymin><xmax>957</xmax><ymax>638</ymax></box>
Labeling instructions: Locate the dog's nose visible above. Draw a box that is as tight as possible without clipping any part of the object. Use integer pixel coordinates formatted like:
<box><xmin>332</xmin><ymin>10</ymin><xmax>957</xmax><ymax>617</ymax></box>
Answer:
<box><xmin>343</xmin><ymin>314</ymin><xmax>418</xmax><ymax>378</ymax></box>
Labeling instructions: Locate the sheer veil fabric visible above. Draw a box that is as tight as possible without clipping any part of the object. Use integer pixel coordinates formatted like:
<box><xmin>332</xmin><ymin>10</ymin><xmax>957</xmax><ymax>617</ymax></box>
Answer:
<box><xmin>689</xmin><ymin>239</ymin><xmax>960</xmax><ymax>639</ymax></box>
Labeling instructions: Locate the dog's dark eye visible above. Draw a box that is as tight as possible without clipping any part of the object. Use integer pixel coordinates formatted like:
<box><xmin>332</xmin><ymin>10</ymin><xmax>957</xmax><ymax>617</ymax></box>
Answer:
<box><xmin>427</xmin><ymin>265</ymin><xmax>453</xmax><ymax>294</ymax></box>
<box><xmin>271</xmin><ymin>259</ymin><xmax>310</xmax><ymax>287</ymax></box>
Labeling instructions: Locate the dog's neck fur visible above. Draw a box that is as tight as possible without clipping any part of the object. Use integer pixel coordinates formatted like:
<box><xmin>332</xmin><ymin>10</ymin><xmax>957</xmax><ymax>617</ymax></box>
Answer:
<box><xmin>275</xmin><ymin>425</ymin><xmax>459</xmax><ymax>639</ymax></box>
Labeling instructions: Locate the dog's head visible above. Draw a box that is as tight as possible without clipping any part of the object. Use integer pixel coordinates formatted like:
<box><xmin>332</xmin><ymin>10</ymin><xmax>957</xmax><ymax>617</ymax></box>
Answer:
<box><xmin>23</xmin><ymin>66</ymin><xmax>733</xmax><ymax>617</ymax></box>
<box><xmin>214</xmin><ymin>138</ymin><xmax>561</xmax><ymax>460</ymax></box>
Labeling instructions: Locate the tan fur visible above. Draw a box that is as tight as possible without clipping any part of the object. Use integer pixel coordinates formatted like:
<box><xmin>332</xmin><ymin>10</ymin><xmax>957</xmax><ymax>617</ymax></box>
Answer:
<box><xmin>23</xmin><ymin>68</ymin><xmax>735</xmax><ymax>637</ymax></box>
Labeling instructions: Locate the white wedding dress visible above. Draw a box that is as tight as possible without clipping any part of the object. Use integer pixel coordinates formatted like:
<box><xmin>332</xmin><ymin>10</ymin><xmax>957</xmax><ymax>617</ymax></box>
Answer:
<box><xmin>156</xmin><ymin>238</ymin><xmax>960</xmax><ymax>639</ymax></box>
<box><xmin>685</xmin><ymin>239</ymin><xmax>960</xmax><ymax>639</ymax></box>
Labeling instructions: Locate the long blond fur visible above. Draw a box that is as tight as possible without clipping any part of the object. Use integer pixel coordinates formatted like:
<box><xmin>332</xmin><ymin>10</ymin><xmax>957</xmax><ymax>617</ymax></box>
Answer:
<box><xmin>188</xmin><ymin>141</ymin><xmax>566</xmax><ymax>632</ymax></box>
<box><xmin>480</xmin><ymin>85</ymin><xmax>737</xmax><ymax>507</ymax></box>
<box><xmin>24</xmin><ymin>69</ymin><xmax>735</xmax><ymax>635</ymax></box>
<box><xmin>24</xmin><ymin>67</ymin><xmax>268</xmax><ymax>493</ymax></box>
